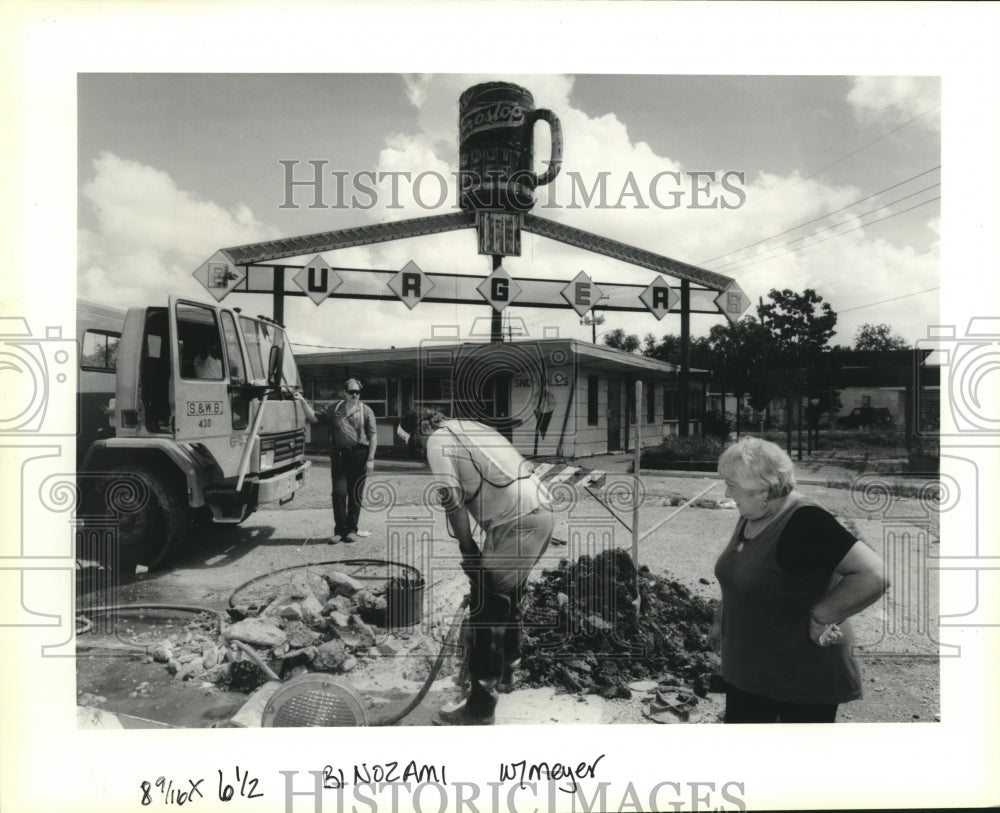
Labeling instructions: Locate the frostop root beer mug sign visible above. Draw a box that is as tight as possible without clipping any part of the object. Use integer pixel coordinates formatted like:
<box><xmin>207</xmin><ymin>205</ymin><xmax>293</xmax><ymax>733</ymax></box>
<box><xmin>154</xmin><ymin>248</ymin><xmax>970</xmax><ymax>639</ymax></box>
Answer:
<box><xmin>459</xmin><ymin>81</ymin><xmax>563</xmax><ymax>212</ymax></box>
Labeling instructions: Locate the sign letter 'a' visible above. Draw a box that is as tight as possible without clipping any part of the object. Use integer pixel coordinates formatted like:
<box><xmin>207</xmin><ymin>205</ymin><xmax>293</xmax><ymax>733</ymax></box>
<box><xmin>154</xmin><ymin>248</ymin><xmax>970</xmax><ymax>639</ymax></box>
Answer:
<box><xmin>293</xmin><ymin>255</ymin><xmax>344</xmax><ymax>305</ymax></box>
<box><xmin>561</xmin><ymin>271</ymin><xmax>605</xmax><ymax>317</ymax></box>
<box><xmin>192</xmin><ymin>251</ymin><xmax>246</xmax><ymax>302</ymax></box>
<box><xmin>388</xmin><ymin>260</ymin><xmax>435</xmax><ymax>310</ymax></box>
<box><xmin>639</xmin><ymin>275</ymin><xmax>678</xmax><ymax>321</ymax></box>
<box><xmin>476</xmin><ymin>265</ymin><xmax>523</xmax><ymax>313</ymax></box>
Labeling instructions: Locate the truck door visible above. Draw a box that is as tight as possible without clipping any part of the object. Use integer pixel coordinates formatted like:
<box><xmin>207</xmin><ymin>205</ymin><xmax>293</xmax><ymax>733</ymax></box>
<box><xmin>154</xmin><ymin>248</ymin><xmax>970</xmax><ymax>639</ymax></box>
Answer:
<box><xmin>168</xmin><ymin>297</ymin><xmax>237</xmax><ymax>453</ymax></box>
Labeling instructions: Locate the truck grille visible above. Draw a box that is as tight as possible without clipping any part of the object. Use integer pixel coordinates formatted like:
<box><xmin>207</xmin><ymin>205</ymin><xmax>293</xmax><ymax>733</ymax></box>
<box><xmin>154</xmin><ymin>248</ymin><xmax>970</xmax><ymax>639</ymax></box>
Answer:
<box><xmin>260</xmin><ymin>429</ymin><xmax>306</xmax><ymax>464</ymax></box>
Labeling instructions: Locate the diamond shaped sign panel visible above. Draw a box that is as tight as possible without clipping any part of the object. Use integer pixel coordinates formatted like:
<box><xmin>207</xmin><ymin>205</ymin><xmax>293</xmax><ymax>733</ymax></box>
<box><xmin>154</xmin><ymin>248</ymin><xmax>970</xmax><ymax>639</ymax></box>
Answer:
<box><xmin>714</xmin><ymin>281</ymin><xmax>751</xmax><ymax>323</ymax></box>
<box><xmin>293</xmin><ymin>255</ymin><xmax>344</xmax><ymax>306</ymax></box>
<box><xmin>560</xmin><ymin>271</ymin><xmax>605</xmax><ymax>317</ymax></box>
<box><xmin>476</xmin><ymin>265</ymin><xmax>523</xmax><ymax>313</ymax></box>
<box><xmin>639</xmin><ymin>275</ymin><xmax>678</xmax><ymax>321</ymax></box>
<box><xmin>388</xmin><ymin>260</ymin><xmax>435</xmax><ymax>310</ymax></box>
<box><xmin>192</xmin><ymin>251</ymin><xmax>245</xmax><ymax>302</ymax></box>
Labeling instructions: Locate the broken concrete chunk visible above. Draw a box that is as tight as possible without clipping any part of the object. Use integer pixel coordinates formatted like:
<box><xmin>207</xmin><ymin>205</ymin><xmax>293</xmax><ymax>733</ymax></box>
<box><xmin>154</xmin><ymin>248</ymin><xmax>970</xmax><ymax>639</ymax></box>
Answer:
<box><xmin>326</xmin><ymin>571</ymin><xmax>364</xmax><ymax>597</ymax></box>
<box><xmin>324</xmin><ymin>595</ymin><xmax>353</xmax><ymax>615</ymax></box>
<box><xmin>313</xmin><ymin>640</ymin><xmax>348</xmax><ymax>671</ymax></box>
<box><xmin>277</xmin><ymin>603</ymin><xmax>304</xmax><ymax>621</ymax></box>
<box><xmin>151</xmin><ymin>644</ymin><xmax>173</xmax><ymax>664</ymax></box>
<box><xmin>349</xmin><ymin>615</ymin><xmax>377</xmax><ymax>646</ymax></box>
<box><xmin>299</xmin><ymin>595</ymin><xmax>326</xmax><ymax>626</ymax></box>
<box><xmin>327</xmin><ymin>611</ymin><xmax>351</xmax><ymax>629</ymax></box>
<box><xmin>339</xmin><ymin>655</ymin><xmax>358</xmax><ymax>673</ymax></box>
<box><xmin>225</xmin><ymin>618</ymin><xmax>287</xmax><ymax>648</ymax></box>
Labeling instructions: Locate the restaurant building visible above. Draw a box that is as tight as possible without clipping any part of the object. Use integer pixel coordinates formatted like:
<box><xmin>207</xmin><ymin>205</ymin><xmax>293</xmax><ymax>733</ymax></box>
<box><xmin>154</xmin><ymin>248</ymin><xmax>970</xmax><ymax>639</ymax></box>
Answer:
<box><xmin>296</xmin><ymin>338</ymin><xmax>708</xmax><ymax>458</ymax></box>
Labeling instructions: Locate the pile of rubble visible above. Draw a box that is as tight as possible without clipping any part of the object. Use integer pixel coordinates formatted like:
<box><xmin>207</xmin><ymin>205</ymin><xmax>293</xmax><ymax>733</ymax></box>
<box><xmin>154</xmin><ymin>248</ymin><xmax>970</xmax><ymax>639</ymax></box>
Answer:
<box><xmin>518</xmin><ymin>549</ymin><xmax>722</xmax><ymax>703</ymax></box>
<box><xmin>136</xmin><ymin>569</ymin><xmax>440</xmax><ymax>693</ymax></box>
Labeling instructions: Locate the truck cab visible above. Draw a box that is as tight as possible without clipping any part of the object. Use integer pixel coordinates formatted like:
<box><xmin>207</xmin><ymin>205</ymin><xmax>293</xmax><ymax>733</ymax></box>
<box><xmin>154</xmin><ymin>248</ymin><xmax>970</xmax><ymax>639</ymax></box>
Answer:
<box><xmin>79</xmin><ymin>297</ymin><xmax>311</xmax><ymax>570</ymax></box>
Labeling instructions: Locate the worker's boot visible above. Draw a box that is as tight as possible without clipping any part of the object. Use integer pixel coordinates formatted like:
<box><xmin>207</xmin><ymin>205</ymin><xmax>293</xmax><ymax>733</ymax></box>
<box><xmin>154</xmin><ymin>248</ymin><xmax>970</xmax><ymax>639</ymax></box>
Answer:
<box><xmin>434</xmin><ymin>679</ymin><xmax>498</xmax><ymax>725</ymax></box>
<box><xmin>497</xmin><ymin>659</ymin><xmax>520</xmax><ymax>694</ymax></box>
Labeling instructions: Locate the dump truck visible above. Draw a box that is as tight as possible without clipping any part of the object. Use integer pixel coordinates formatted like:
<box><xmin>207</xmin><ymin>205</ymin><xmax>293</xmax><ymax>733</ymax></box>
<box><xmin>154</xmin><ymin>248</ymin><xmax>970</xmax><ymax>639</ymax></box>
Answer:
<box><xmin>77</xmin><ymin>297</ymin><xmax>311</xmax><ymax>569</ymax></box>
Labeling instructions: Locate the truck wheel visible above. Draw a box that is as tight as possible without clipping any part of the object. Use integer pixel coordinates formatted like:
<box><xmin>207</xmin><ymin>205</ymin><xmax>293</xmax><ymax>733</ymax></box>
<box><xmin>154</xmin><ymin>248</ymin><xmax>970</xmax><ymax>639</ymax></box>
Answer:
<box><xmin>101</xmin><ymin>465</ymin><xmax>188</xmax><ymax>571</ymax></box>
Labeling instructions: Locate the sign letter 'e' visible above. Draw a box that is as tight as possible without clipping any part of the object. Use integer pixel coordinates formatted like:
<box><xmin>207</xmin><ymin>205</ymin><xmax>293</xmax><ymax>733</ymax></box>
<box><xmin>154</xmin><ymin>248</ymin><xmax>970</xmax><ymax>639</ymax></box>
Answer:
<box><xmin>561</xmin><ymin>271</ymin><xmax>604</xmax><ymax>317</ymax></box>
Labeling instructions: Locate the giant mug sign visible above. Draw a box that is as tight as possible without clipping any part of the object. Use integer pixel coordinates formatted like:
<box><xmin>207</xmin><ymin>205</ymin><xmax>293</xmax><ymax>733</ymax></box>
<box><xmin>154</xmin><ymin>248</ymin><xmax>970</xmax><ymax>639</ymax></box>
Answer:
<box><xmin>458</xmin><ymin>82</ymin><xmax>563</xmax><ymax>212</ymax></box>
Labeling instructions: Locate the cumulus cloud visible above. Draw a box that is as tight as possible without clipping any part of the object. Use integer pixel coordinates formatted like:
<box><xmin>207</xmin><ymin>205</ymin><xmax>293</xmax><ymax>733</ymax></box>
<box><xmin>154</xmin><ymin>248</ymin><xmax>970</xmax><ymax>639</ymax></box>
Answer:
<box><xmin>78</xmin><ymin>152</ymin><xmax>281</xmax><ymax>310</ymax></box>
<box><xmin>77</xmin><ymin>77</ymin><xmax>939</xmax><ymax>351</ymax></box>
<box><xmin>847</xmin><ymin>76</ymin><xmax>941</xmax><ymax>131</ymax></box>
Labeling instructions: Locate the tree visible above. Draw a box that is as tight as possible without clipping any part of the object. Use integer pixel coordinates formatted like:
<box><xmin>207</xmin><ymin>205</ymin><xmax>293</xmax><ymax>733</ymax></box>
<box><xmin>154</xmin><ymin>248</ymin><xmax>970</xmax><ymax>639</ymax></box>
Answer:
<box><xmin>757</xmin><ymin>288</ymin><xmax>837</xmax><ymax>359</ymax></box>
<box><xmin>602</xmin><ymin>328</ymin><xmax>641</xmax><ymax>353</ymax></box>
<box><xmin>853</xmin><ymin>323</ymin><xmax>909</xmax><ymax>351</ymax></box>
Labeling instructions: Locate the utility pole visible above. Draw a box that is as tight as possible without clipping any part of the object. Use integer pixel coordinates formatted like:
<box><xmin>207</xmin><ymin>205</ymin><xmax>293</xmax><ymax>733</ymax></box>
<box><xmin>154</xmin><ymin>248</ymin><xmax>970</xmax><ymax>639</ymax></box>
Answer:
<box><xmin>580</xmin><ymin>310</ymin><xmax>605</xmax><ymax>343</ymax></box>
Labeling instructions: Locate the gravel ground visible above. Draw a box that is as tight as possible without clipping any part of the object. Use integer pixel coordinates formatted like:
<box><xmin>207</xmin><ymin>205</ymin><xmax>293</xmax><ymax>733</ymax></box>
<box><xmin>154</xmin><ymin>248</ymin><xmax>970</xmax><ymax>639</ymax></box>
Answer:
<box><xmin>78</xmin><ymin>454</ymin><xmax>941</xmax><ymax>726</ymax></box>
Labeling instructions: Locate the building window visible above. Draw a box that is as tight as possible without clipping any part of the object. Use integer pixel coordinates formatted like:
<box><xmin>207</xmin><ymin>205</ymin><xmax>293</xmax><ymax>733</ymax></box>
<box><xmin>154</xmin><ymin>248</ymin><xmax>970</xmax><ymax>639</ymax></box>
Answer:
<box><xmin>646</xmin><ymin>380</ymin><xmax>656</xmax><ymax>423</ymax></box>
<box><xmin>861</xmin><ymin>395</ymin><xmax>872</xmax><ymax>407</ymax></box>
<box><xmin>81</xmin><ymin>329</ymin><xmax>120</xmax><ymax>371</ymax></box>
<box><xmin>663</xmin><ymin>386</ymin><xmax>678</xmax><ymax>421</ymax></box>
<box><xmin>587</xmin><ymin>375</ymin><xmax>599</xmax><ymax>425</ymax></box>
<box><xmin>689</xmin><ymin>386</ymin><xmax>704</xmax><ymax>418</ymax></box>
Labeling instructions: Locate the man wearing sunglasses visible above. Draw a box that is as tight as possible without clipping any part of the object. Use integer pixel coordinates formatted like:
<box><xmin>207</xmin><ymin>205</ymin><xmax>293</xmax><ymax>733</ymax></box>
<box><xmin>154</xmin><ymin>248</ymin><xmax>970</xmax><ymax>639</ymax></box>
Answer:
<box><xmin>298</xmin><ymin>378</ymin><xmax>377</xmax><ymax>544</ymax></box>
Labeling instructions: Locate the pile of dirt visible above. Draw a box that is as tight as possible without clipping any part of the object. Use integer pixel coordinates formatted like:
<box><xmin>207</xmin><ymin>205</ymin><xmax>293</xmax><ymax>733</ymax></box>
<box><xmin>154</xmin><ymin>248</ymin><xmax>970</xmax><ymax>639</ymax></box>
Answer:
<box><xmin>518</xmin><ymin>549</ymin><xmax>722</xmax><ymax>700</ymax></box>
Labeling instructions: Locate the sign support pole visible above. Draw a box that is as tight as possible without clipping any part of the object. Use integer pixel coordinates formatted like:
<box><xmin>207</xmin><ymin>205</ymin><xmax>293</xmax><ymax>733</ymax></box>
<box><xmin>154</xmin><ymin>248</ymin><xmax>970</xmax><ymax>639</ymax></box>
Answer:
<box><xmin>490</xmin><ymin>255</ymin><xmax>503</xmax><ymax>343</ymax></box>
<box><xmin>679</xmin><ymin>279</ymin><xmax>691</xmax><ymax>437</ymax></box>
<box><xmin>632</xmin><ymin>379</ymin><xmax>642</xmax><ymax>568</ymax></box>
<box><xmin>273</xmin><ymin>266</ymin><xmax>285</xmax><ymax>325</ymax></box>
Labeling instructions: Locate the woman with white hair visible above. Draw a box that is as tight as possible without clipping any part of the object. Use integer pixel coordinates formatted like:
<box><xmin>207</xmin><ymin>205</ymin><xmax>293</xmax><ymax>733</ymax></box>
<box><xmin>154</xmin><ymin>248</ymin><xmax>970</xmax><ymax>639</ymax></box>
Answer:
<box><xmin>712</xmin><ymin>436</ymin><xmax>889</xmax><ymax>723</ymax></box>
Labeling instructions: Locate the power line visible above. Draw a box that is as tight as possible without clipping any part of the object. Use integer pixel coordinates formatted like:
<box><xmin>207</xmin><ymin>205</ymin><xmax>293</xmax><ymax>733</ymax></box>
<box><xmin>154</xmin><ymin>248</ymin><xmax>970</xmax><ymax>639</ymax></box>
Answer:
<box><xmin>718</xmin><ymin>194</ymin><xmax>940</xmax><ymax>276</ymax></box>
<box><xmin>687</xmin><ymin>101</ymin><xmax>941</xmax><ymax>244</ymax></box>
<box><xmin>698</xmin><ymin>166</ymin><xmax>941</xmax><ymax>267</ymax></box>
<box><xmin>838</xmin><ymin>286</ymin><xmax>940</xmax><ymax>314</ymax></box>
<box><xmin>708</xmin><ymin>184</ymin><xmax>940</xmax><ymax>274</ymax></box>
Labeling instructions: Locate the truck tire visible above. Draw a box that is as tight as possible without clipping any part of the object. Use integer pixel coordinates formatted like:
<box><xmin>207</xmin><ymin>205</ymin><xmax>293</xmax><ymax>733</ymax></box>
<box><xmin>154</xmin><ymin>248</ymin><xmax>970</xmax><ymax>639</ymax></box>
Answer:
<box><xmin>100</xmin><ymin>465</ymin><xmax>188</xmax><ymax>571</ymax></box>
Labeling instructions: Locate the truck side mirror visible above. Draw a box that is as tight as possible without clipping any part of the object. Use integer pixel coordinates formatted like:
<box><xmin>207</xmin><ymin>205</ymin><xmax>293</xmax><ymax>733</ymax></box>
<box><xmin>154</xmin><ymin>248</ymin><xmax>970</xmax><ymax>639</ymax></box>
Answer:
<box><xmin>267</xmin><ymin>345</ymin><xmax>283</xmax><ymax>390</ymax></box>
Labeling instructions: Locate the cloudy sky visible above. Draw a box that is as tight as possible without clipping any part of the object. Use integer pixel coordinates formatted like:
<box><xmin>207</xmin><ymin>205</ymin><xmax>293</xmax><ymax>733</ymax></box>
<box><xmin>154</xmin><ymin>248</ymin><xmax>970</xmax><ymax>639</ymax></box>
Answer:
<box><xmin>77</xmin><ymin>72</ymin><xmax>941</xmax><ymax>354</ymax></box>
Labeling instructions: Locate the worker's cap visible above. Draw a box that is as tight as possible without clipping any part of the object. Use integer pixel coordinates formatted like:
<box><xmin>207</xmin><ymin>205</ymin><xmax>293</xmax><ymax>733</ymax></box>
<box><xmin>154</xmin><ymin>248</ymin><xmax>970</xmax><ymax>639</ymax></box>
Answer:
<box><xmin>397</xmin><ymin>410</ymin><xmax>445</xmax><ymax>443</ymax></box>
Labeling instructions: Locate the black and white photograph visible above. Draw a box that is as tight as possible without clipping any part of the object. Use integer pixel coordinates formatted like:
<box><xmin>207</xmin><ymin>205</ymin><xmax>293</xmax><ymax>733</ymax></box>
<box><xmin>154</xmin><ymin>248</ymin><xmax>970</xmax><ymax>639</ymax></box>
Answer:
<box><xmin>2</xmin><ymin>3</ymin><xmax>998</xmax><ymax>812</ymax></box>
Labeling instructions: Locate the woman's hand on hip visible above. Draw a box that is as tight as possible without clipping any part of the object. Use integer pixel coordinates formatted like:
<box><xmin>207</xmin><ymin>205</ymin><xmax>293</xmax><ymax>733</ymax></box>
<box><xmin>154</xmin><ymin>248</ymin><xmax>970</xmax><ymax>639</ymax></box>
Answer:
<box><xmin>809</xmin><ymin>615</ymin><xmax>843</xmax><ymax>647</ymax></box>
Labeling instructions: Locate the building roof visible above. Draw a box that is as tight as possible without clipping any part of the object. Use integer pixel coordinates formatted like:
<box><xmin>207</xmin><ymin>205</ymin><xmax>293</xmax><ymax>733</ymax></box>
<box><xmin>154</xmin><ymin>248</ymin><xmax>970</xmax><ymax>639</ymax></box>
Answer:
<box><xmin>295</xmin><ymin>337</ymin><xmax>704</xmax><ymax>381</ymax></box>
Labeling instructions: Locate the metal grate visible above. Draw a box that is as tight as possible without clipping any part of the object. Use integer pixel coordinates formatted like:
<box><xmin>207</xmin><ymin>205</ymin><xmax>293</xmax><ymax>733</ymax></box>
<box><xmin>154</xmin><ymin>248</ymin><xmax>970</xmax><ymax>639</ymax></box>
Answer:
<box><xmin>261</xmin><ymin>674</ymin><xmax>369</xmax><ymax>727</ymax></box>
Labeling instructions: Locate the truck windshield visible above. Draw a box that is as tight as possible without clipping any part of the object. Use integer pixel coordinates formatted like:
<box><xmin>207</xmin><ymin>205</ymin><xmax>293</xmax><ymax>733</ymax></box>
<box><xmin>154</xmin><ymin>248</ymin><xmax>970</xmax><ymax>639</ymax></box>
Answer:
<box><xmin>239</xmin><ymin>316</ymin><xmax>301</xmax><ymax>388</ymax></box>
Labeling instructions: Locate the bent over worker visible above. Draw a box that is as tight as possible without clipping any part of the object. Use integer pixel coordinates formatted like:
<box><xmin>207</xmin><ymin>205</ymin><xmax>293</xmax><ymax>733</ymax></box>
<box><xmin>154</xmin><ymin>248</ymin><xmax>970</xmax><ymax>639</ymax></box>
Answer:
<box><xmin>399</xmin><ymin>410</ymin><xmax>554</xmax><ymax>725</ymax></box>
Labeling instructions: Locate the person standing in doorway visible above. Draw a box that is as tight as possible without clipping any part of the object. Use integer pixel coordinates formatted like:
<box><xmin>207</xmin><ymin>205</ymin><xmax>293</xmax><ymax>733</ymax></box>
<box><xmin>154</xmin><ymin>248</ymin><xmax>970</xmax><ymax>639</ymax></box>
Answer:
<box><xmin>296</xmin><ymin>378</ymin><xmax>377</xmax><ymax>543</ymax></box>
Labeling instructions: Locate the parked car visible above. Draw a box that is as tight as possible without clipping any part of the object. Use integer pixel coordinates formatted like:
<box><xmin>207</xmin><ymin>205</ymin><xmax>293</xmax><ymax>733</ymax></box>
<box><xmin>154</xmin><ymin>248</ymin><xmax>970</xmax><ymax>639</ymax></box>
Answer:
<box><xmin>836</xmin><ymin>407</ymin><xmax>895</xmax><ymax>429</ymax></box>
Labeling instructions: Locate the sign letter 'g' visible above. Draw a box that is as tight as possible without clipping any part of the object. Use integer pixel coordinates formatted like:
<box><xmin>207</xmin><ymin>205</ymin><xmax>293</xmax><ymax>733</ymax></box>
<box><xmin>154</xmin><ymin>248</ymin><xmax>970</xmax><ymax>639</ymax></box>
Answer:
<box><xmin>492</xmin><ymin>278</ymin><xmax>510</xmax><ymax>301</ymax></box>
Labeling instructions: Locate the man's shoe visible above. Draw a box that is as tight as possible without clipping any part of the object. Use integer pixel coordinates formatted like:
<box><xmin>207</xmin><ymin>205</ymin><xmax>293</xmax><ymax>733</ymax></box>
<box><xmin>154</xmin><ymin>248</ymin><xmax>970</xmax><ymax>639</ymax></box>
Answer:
<box><xmin>329</xmin><ymin>534</ymin><xmax>342</xmax><ymax>544</ymax></box>
<box><xmin>433</xmin><ymin>703</ymin><xmax>495</xmax><ymax>726</ymax></box>
<box><xmin>344</xmin><ymin>532</ymin><xmax>359</xmax><ymax>544</ymax></box>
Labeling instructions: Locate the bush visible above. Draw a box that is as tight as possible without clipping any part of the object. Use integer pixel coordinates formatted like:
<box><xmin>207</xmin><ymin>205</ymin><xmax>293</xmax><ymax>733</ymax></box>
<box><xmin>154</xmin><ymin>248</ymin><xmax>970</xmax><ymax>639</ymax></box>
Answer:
<box><xmin>701</xmin><ymin>409</ymin><xmax>733</xmax><ymax>441</ymax></box>
<box><xmin>641</xmin><ymin>436</ymin><xmax>725</xmax><ymax>470</ymax></box>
